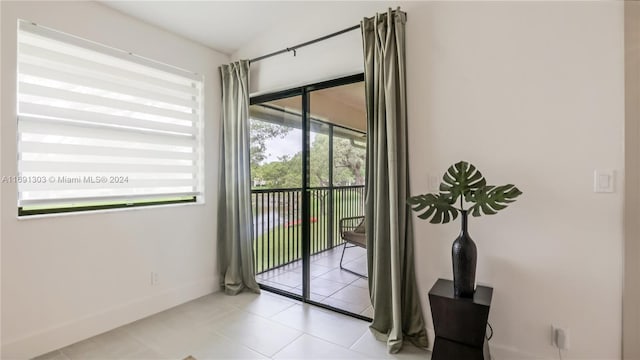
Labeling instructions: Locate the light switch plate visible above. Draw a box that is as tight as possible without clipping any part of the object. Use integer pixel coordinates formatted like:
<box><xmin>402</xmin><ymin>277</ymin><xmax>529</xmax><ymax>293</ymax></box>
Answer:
<box><xmin>594</xmin><ymin>170</ymin><xmax>615</xmax><ymax>193</ymax></box>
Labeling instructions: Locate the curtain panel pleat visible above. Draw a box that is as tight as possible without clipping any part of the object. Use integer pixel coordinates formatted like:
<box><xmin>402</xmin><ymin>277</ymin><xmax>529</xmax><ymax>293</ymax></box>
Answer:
<box><xmin>362</xmin><ymin>9</ymin><xmax>428</xmax><ymax>353</ymax></box>
<box><xmin>217</xmin><ymin>60</ymin><xmax>260</xmax><ymax>295</ymax></box>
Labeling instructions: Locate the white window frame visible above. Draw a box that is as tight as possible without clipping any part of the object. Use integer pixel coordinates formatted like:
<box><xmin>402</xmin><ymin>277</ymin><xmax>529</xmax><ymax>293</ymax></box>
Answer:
<box><xmin>15</xmin><ymin>20</ymin><xmax>204</xmax><ymax>216</ymax></box>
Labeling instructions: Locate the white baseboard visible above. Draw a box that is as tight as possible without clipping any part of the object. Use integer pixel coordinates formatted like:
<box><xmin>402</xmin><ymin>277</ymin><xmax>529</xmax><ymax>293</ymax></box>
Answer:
<box><xmin>1</xmin><ymin>276</ymin><xmax>218</xmax><ymax>360</ymax></box>
<box><xmin>489</xmin><ymin>343</ymin><xmax>540</xmax><ymax>359</ymax></box>
<box><xmin>426</xmin><ymin>327</ymin><xmax>541</xmax><ymax>359</ymax></box>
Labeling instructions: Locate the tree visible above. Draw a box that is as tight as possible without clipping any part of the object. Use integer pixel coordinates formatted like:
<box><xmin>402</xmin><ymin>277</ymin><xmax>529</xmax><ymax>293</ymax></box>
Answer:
<box><xmin>309</xmin><ymin>134</ymin><xmax>330</xmax><ymax>187</ymax></box>
<box><xmin>254</xmin><ymin>154</ymin><xmax>302</xmax><ymax>188</ymax></box>
<box><xmin>254</xmin><ymin>132</ymin><xmax>365</xmax><ymax>189</ymax></box>
<box><xmin>308</xmin><ymin>134</ymin><xmax>365</xmax><ymax>187</ymax></box>
<box><xmin>250</xmin><ymin>120</ymin><xmax>292</xmax><ymax>169</ymax></box>
<box><xmin>332</xmin><ymin>137</ymin><xmax>365</xmax><ymax>186</ymax></box>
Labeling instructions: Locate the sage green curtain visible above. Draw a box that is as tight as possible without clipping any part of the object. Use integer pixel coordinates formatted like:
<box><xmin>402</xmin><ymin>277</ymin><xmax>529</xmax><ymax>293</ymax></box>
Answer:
<box><xmin>217</xmin><ymin>60</ymin><xmax>260</xmax><ymax>295</ymax></box>
<box><xmin>362</xmin><ymin>9</ymin><xmax>428</xmax><ymax>353</ymax></box>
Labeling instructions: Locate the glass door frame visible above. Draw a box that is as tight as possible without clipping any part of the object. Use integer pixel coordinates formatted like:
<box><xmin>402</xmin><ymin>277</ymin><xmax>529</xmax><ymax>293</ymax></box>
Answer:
<box><xmin>250</xmin><ymin>73</ymin><xmax>369</xmax><ymax>321</ymax></box>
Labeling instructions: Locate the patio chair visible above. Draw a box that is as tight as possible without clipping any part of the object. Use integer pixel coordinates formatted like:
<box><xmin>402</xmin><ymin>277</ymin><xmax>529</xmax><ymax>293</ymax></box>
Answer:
<box><xmin>339</xmin><ymin>216</ymin><xmax>367</xmax><ymax>278</ymax></box>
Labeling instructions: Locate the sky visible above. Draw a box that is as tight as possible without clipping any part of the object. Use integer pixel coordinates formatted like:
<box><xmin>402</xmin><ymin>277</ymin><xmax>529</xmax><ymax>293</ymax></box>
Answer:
<box><xmin>262</xmin><ymin>128</ymin><xmax>319</xmax><ymax>163</ymax></box>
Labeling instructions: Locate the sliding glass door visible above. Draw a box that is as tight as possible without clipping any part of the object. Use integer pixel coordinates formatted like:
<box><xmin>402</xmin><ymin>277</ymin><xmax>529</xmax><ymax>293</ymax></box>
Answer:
<box><xmin>250</xmin><ymin>94</ymin><xmax>304</xmax><ymax>296</ymax></box>
<box><xmin>249</xmin><ymin>75</ymin><xmax>370</xmax><ymax>319</ymax></box>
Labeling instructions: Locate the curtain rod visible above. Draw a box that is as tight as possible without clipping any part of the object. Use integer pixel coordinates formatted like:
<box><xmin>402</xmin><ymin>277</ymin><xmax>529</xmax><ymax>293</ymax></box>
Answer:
<box><xmin>249</xmin><ymin>24</ymin><xmax>360</xmax><ymax>63</ymax></box>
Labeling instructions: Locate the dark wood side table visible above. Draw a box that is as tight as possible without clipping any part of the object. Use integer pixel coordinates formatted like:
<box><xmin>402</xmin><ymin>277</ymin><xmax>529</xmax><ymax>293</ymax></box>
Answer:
<box><xmin>428</xmin><ymin>278</ymin><xmax>493</xmax><ymax>360</ymax></box>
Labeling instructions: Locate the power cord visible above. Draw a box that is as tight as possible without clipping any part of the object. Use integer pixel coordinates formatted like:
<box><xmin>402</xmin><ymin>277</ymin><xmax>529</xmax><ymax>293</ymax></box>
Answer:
<box><xmin>558</xmin><ymin>348</ymin><xmax>563</xmax><ymax>360</ymax></box>
<box><xmin>486</xmin><ymin>322</ymin><xmax>494</xmax><ymax>341</ymax></box>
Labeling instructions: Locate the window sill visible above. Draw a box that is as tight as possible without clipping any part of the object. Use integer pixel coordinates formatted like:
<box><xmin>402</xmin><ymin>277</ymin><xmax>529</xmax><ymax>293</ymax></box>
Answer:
<box><xmin>16</xmin><ymin>200</ymin><xmax>204</xmax><ymax>220</ymax></box>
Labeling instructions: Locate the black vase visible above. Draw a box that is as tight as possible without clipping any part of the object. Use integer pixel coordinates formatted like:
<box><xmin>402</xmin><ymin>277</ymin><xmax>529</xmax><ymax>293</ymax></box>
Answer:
<box><xmin>452</xmin><ymin>210</ymin><xmax>477</xmax><ymax>298</ymax></box>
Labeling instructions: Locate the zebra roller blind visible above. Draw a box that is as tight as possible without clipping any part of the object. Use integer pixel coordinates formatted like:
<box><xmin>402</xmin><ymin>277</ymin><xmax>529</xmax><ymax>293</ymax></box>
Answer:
<box><xmin>16</xmin><ymin>20</ymin><xmax>204</xmax><ymax>212</ymax></box>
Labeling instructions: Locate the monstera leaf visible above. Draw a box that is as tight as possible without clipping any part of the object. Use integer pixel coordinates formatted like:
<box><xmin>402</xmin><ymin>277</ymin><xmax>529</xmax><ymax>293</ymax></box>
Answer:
<box><xmin>440</xmin><ymin>161</ymin><xmax>486</xmax><ymax>203</ymax></box>
<box><xmin>408</xmin><ymin>193</ymin><xmax>458</xmax><ymax>224</ymax></box>
<box><xmin>468</xmin><ymin>184</ymin><xmax>522</xmax><ymax>217</ymax></box>
<box><xmin>408</xmin><ymin>161</ymin><xmax>523</xmax><ymax>224</ymax></box>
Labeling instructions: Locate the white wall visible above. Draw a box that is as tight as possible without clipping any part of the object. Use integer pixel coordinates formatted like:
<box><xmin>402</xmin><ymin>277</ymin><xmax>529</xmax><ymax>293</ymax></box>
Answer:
<box><xmin>624</xmin><ymin>2</ymin><xmax>640</xmax><ymax>358</ymax></box>
<box><xmin>0</xmin><ymin>2</ymin><xmax>228</xmax><ymax>358</ymax></box>
<box><xmin>234</xmin><ymin>2</ymin><xmax>625</xmax><ymax>359</ymax></box>
<box><xmin>234</xmin><ymin>2</ymin><xmax>387</xmax><ymax>95</ymax></box>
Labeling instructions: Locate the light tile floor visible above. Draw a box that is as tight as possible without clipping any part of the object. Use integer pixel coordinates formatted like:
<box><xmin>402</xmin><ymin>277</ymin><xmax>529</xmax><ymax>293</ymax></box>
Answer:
<box><xmin>34</xmin><ymin>291</ymin><xmax>431</xmax><ymax>360</ymax></box>
<box><xmin>256</xmin><ymin>245</ymin><xmax>374</xmax><ymax>317</ymax></box>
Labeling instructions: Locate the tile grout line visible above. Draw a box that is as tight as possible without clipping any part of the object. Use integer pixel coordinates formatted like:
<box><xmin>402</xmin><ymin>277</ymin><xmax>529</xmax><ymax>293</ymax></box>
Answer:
<box><xmin>54</xmin><ymin>349</ymin><xmax>71</xmax><ymax>360</ymax></box>
<box><xmin>295</xmin><ymin>332</ymin><xmax>373</xmax><ymax>359</ymax></box>
<box><xmin>209</xmin><ymin>328</ymin><xmax>275</xmax><ymax>359</ymax></box>
<box><xmin>210</xmin><ymin>296</ymin><xmax>305</xmax><ymax>358</ymax></box>
<box><xmin>268</xmin><ymin>331</ymin><xmax>307</xmax><ymax>359</ymax></box>
<box><xmin>267</xmin><ymin>301</ymin><xmax>373</xmax><ymax>351</ymax></box>
<box><xmin>119</xmin><ymin>321</ymin><xmax>182</xmax><ymax>359</ymax></box>
<box><xmin>348</xmin><ymin>327</ymin><xmax>375</xmax><ymax>352</ymax></box>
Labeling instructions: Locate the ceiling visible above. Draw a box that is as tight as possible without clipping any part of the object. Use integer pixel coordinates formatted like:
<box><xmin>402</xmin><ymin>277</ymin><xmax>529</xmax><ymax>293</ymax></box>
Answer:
<box><xmin>98</xmin><ymin>2</ymin><xmax>327</xmax><ymax>54</ymax></box>
<box><xmin>318</xmin><ymin>81</ymin><xmax>366</xmax><ymax>112</ymax></box>
<box><xmin>99</xmin><ymin>1</ymin><xmax>395</xmax><ymax>55</ymax></box>
<box><xmin>99</xmin><ymin>1</ymin><xmax>302</xmax><ymax>54</ymax></box>
<box><xmin>267</xmin><ymin>82</ymin><xmax>366</xmax><ymax>132</ymax></box>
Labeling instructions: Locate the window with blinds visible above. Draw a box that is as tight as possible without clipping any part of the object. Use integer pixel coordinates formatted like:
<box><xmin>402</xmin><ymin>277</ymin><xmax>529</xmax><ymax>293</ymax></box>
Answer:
<box><xmin>16</xmin><ymin>20</ymin><xmax>204</xmax><ymax>215</ymax></box>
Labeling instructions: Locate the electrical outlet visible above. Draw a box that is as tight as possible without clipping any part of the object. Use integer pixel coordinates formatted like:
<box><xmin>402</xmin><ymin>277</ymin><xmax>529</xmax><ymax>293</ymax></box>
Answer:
<box><xmin>551</xmin><ymin>325</ymin><xmax>569</xmax><ymax>350</ymax></box>
<box><xmin>150</xmin><ymin>272</ymin><xmax>159</xmax><ymax>285</ymax></box>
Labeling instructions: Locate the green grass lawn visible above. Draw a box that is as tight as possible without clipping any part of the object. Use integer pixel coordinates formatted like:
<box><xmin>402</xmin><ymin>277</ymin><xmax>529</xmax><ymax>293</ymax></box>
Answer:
<box><xmin>252</xmin><ymin>190</ymin><xmax>364</xmax><ymax>273</ymax></box>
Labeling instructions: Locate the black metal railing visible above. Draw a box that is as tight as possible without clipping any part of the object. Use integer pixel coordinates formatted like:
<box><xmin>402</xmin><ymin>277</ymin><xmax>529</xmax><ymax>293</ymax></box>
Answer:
<box><xmin>251</xmin><ymin>185</ymin><xmax>365</xmax><ymax>274</ymax></box>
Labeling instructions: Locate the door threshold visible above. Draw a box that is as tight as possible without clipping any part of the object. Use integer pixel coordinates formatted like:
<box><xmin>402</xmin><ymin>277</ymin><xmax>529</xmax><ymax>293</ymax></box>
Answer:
<box><xmin>258</xmin><ymin>283</ymin><xmax>372</xmax><ymax>322</ymax></box>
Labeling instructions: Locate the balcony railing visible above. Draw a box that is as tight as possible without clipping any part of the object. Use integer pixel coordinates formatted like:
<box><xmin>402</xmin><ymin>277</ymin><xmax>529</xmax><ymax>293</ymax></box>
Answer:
<box><xmin>251</xmin><ymin>185</ymin><xmax>365</xmax><ymax>274</ymax></box>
